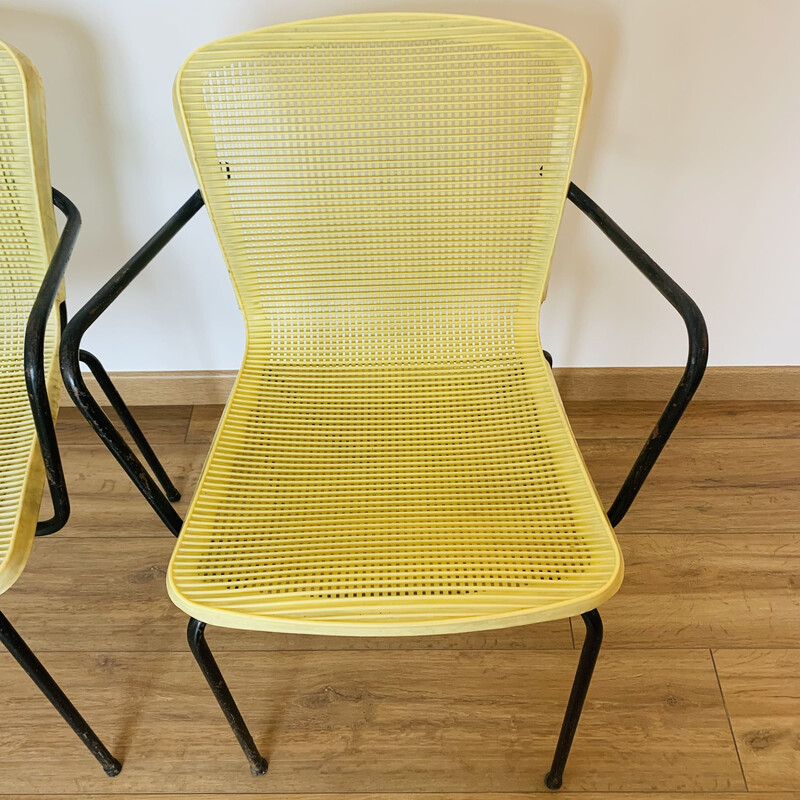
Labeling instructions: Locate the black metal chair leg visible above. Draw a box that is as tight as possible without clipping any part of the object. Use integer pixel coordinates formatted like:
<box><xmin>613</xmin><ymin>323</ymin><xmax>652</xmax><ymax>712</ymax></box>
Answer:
<box><xmin>187</xmin><ymin>618</ymin><xmax>268</xmax><ymax>775</ymax></box>
<box><xmin>78</xmin><ymin>349</ymin><xmax>181</xmax><ymax>502</ymax></box>
<box><xmin>544</xmin><ymin>609</ymin><xmax>603</xmax><ymax>790</ymax></box>
<box><xmin>543</xmin><ymin>349</ymin><xmax>553</xmax><ymax>367</ymax></box>
<box><xmin>0</xmin><ymin>610</ymin><xmax>121</xmax><ymax>776</ymax></box>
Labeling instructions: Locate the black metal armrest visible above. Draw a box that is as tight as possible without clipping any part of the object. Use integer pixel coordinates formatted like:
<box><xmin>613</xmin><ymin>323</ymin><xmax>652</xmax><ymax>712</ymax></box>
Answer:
<box><xmin>59</xmin><ymin>190</ymin><xmax>205</xmax><ymax>536</ymax></box>
<box><xmin>567</xmin><ymin>183</ymin><xmax>709</xmax><ymax>527</ymax></box>
<box><xmin>24</xmin><ymin>189</ymin><xmax>80</xmax><ymax>535</ymax></box>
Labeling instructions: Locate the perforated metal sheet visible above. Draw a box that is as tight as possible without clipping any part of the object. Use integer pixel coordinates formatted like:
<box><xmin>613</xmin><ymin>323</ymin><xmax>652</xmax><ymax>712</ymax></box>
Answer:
<box><xmin>0</xmin><ymin>42</ymin><xmax>59</xmax><ymax>595</ymax></box>
<box><xmin>169</xmin><ymin>14</ymin><xmax>623</xmax><ymax>635</ymax></box>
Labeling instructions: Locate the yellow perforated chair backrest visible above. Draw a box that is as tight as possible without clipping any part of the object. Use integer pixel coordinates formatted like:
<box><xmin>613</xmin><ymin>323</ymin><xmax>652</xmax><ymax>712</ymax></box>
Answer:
<box><xmin>174</xmin><ymin>13</ymin><xmax>588</xmax><ymax>370</ymax></box>
<box><xmin>0</xmin><ymin>42</ymin><xmax>59</xmax><ymax>594</ymax></box>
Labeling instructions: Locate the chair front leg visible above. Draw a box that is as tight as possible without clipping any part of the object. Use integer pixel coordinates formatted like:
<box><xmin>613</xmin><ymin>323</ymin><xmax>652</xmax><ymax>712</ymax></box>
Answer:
<box><xmin>0</xmin><ymin>609</ymin><xmax>121</xmax><ymax>776</ymax></box>
<box><xmin>187</xmin><ymin>618</ymin><xmax>268</xmax><ymax>775</ymax></box>
<box><xmin>545</xmin><ymin>608</ymin><xmax>603</xmax><ymax>790</ymax></box>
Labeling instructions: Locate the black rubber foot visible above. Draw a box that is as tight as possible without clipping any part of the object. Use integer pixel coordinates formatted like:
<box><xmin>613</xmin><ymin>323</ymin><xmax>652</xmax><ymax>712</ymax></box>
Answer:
<box><xmin>250</xmin><ymin>757</ymin><xmax>268</xmax><ymax>776</ymax></box>
<box><xmin>544</xmin><ymin>771</ymin><xmax>562</xmax><ymax>790</ymax></box>
<box><xmin>104</xmin><ymin>759</ymin><xmax>123</xmax><ymax>777</ymax></box>
<box><xmin>166</xmin><ymin>488</ymin><xmax>181</xmax><ymax>502</ymax></box>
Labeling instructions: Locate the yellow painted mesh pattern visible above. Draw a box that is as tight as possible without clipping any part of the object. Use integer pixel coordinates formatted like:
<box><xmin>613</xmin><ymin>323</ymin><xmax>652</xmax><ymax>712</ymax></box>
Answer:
<box><xmin>0</xmin><ymin>42</ymin><xmax>59</xmax><ymax>595</ymax></box>
<box><xmin>169</xmin><ymin>14</ymin><xmax>622</xmax><ymax>635</ymax></box>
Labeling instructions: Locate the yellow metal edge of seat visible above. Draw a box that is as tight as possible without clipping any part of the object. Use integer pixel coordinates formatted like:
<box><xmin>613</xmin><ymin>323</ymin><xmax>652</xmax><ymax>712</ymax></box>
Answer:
<box><xmin>165</xmin><ymin>556</ymin><xmax>623</xmax><ymax>636</ymax></box>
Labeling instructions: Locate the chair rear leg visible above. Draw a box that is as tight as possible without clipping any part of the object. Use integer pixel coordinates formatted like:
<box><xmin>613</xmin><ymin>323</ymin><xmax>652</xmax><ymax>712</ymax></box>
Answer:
<box><xmin>187</xmin><ymin>618</ymin><xmax>268</xmax><ymax>775</ymax></box>
<box><xmin>79</xmin><ymin>349</ymin><xmax>181</xmax><ymax>502</ymax></box>
<box><xmin>544</xmin><ymin>609</ymin><xmax>603</xmax><ymax>790</ymax></box>
<box><xmin>0</xmin><ymin>609</ymin><xmax>121</xmax><ymax>776</ymax></box>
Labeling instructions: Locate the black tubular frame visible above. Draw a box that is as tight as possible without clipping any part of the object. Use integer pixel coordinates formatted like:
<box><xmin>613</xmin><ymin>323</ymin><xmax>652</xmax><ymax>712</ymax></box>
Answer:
<box><xmin>60</xmin><ymin>190</ymin><xmax>205</xmax><ymax>536</ymax></box>
<box><xmin>567</xmin><ymin>183</ymin><xmax>709</xmax><ymax>527</ymax></box>
<box><xmin>4</xmin><ymin>188</ymin><xmax>122</xmax><ymax>775</ymax></box>
<box><xmin>60</xmin><ymin>184</ymin><xmax>707</xmax><ymax>788</ymax></box>
<box><xmin>545</xmin><ymin>609</ymin><xmax>603</xmax><ymax>790</ymax></box>
<box><xmin>25</xmin><ymin>188</ymin><xmax>79</xmax><ymax>535</ymax></box>
<box><xmin>534</xmin><ymin>185</ymin><xmax>707</xmax><ymax>789</ymax></box>
<box><xmin>77</xmin><ymin>348</ymin><xmax>181</xmax><ymax>502</ymax></box>
<box><xmin>187</xmin><ymin>618</ymin><xmax>268</xmax><ymax>776</ymax></box>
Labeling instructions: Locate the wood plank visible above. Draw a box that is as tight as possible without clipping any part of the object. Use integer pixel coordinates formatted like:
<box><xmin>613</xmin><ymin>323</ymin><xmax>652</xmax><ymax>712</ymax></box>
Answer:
<box><xmin>0</xmin><ymin>649</ymin><xmax>742</xmax><ymax>794</ymax></box>
<box><xmin>576</xmin><ymin>534</ymin><xmax>800</xmax><ymax>648</ymax></box>
<box><xmin>53</xmin><ymin>443</ymin><xmax>208</xmax><ymax>536</ymax></box>
<box><xmin>59</xmin><ymin>366</ymin><xmax>800</xmax><ymax>407</ymax></box>
<box><xmin>185</xmin><ymin>403</ymin><xmax>223</xmax><ymax>443</ymax></box>
<box><xmin>56</xmin><ymin>405</ymin><xmax>192</xmax><ymax>445</ymax></box>
<box><xmin>582</xmin><ymin>438</ymin><xmax>800</xmax><ymax>534</ymax></box>
<box><xmin>2</xmin><ymin>537</ymin><xmax>571</xmax><ymax>652</ymax></box>
<box><xmin>60</xmin><ymin>370</ymin><xmax>237</xmax><ymax>407</ymax></box>
<box><xmin>554</xmin><ymin>366</ymin><xmax>800</xmax><ymax>403</ymax></box>
<box><xmin>564</xmin><ymin>401</ymin><xmax>800</xmax><ymax>440</ymax></box>
<box><xmin>714</xmin><ymin>649</ymin><xmax>800</xmax><ymax>793</ymax></box>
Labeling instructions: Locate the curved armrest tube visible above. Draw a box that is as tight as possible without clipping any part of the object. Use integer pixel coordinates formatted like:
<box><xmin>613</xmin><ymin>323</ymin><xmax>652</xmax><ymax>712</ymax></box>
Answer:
<box><xmin>567</xmin><ymin>183</ymin><xmax>709</xmax><ymax>527</ymax></box>
<box><xmin>59</xmin><ymin>191</ymin><xmax>204</xmax><ymax>536</ymax></box>
<box><xmin>24</xmin><ymin>188</ymin><xmax>81</xmax><ymax>535</ymax></box>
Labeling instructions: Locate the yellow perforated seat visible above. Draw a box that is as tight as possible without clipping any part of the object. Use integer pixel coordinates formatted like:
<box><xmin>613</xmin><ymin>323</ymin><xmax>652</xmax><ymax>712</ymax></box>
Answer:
<box><xmin>167</xmin><ymin>13</ymin><xmax>623</xmax><ymax>636</ymax></box>
<box><xmin>0</xmin><ymin>42</ymin><xmax>59</xmax><ymax>596</ymax></box>
<box><xmin>170</xmin><ymin>362</ymin><xmax>621</xmax><ymax>634</ymax></box>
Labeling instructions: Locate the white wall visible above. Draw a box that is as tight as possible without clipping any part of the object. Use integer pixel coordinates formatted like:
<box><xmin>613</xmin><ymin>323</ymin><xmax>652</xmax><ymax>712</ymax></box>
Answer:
<box><xmin>2</xmin><ymin>0</ymin><xmax>798</xmax><ymax>370</ymax></box>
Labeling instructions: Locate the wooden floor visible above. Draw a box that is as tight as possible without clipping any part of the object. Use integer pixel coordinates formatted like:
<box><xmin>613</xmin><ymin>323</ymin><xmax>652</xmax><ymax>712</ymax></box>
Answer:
<box><xmin>1</xmin><ymin>399</ymin><xmax>798</xmax><ymax>798</ymax></box>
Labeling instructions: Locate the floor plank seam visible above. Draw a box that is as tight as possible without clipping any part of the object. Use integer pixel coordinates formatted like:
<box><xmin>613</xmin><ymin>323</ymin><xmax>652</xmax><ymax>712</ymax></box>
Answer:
<box><xmin>184</xmin><ymin>405</ymin><xmax>198</xmax><ymax>443</ymax></box>
<box><xmin>709</xmin><ymin>648</ymin><xmax>748</xmax><ymax>792</ymax></box>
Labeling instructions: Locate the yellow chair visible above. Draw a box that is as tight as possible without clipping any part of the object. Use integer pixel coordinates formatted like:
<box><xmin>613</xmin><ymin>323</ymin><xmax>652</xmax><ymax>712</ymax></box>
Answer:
<box><xmin>0</xmin><ymin>41</ymin><xmax>125</xmax><ymax>776</ymax></box>
<box><xmin>61</xmin><ymin>13</ymin><xmax>707</xmax><ymax>789</ymax></box>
